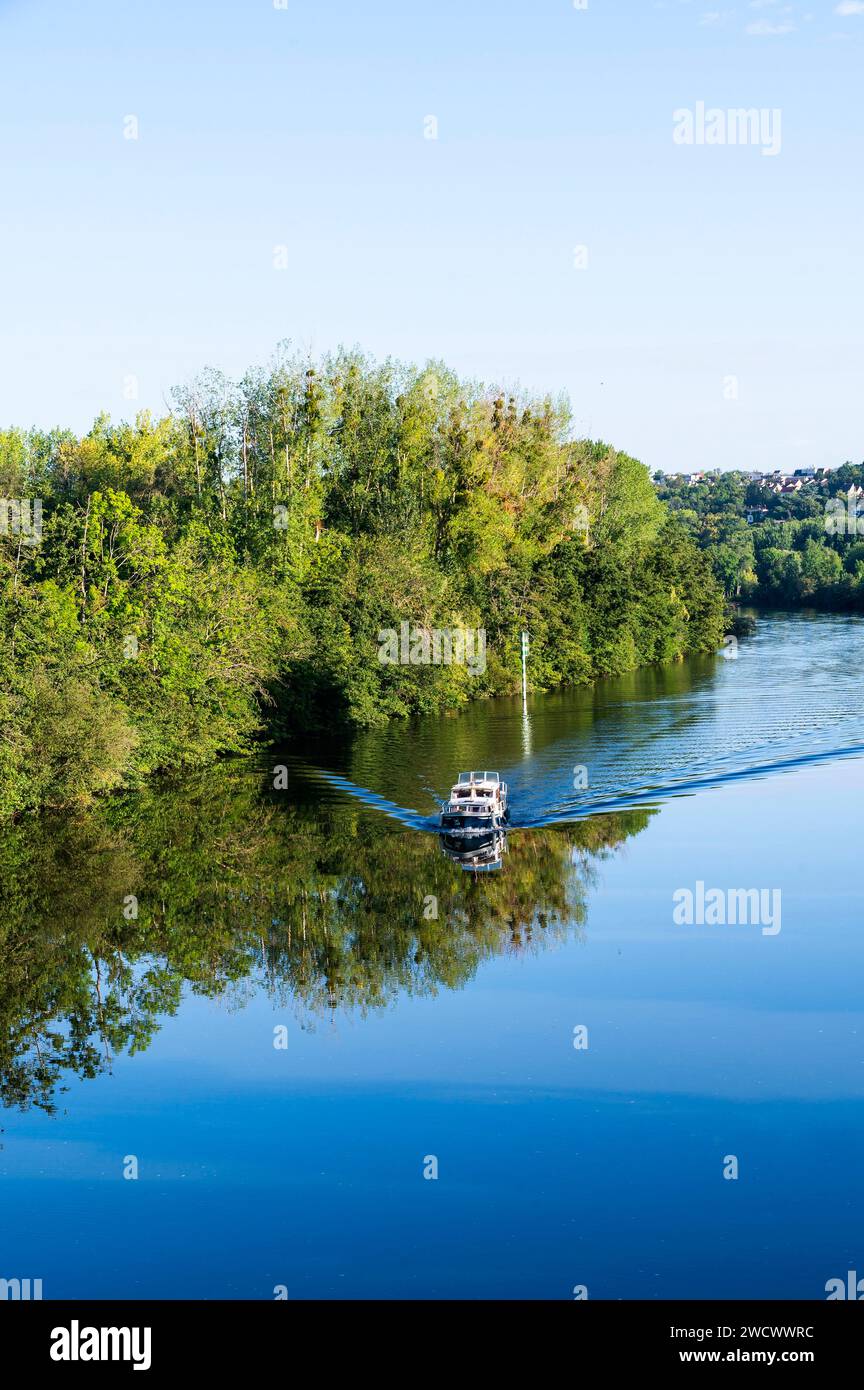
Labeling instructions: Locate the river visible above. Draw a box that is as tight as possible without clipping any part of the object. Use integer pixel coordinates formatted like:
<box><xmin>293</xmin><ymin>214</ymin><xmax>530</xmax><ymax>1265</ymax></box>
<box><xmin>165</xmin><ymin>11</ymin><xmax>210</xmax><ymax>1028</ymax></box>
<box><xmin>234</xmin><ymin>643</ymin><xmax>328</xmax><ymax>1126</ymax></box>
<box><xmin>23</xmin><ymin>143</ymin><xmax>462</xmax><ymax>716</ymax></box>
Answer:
<box><xmin>1</xmin><ymin>611</ymin><xmax>862</xmax><ymax>1298</ymax></box>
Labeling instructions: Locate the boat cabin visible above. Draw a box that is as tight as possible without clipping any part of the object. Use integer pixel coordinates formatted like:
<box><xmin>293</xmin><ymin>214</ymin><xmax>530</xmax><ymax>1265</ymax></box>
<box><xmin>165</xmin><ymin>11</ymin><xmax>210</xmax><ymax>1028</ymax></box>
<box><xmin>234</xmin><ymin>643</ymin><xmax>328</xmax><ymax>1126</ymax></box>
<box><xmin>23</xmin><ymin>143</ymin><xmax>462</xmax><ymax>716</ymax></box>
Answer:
<box><xmin>441</xmin><ymin>771</ymin><xmax>508</xmax><ymax>833</ymax></box>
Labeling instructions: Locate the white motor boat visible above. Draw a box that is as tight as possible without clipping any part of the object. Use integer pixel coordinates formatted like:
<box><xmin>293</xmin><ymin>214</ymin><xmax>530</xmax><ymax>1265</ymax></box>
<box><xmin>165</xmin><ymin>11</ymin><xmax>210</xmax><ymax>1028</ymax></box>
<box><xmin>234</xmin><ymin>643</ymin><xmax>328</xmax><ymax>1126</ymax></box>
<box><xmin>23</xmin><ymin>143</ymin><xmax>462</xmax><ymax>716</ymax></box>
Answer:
<box><xmin>439</xmin><ymin>771</ymin><xmax>509</xmax><ymax>835</ymax></box>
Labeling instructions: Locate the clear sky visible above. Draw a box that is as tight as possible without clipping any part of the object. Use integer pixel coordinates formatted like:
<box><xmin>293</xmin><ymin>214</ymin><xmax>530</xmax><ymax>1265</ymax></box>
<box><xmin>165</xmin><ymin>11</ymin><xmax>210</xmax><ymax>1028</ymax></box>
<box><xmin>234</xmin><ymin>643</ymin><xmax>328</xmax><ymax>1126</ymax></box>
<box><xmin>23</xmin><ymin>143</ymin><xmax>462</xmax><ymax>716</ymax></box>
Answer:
<box><xmin>0</xmin><ymin>0</ymin><xmax>861</xmax><ymax>473</ymax></box>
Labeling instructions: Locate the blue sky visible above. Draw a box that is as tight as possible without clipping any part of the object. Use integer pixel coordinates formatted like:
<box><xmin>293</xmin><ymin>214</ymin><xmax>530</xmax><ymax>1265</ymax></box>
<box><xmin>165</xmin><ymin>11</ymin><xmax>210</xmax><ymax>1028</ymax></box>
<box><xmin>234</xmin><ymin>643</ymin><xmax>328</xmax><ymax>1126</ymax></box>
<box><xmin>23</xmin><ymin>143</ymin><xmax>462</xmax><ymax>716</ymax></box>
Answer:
<box><xmin>0</xmin><ymin>0</ymin><xmax>861</xmax><ymax>473</ymax></box>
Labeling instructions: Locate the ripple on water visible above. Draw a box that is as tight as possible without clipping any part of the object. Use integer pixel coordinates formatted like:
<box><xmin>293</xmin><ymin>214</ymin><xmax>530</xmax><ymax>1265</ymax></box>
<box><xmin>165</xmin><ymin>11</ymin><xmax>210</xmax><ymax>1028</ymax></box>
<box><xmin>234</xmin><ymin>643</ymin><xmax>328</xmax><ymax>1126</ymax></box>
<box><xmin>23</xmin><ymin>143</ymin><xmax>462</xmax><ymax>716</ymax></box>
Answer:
<box><xmin>297</xmin><ymin>613</ymin><xmax>864</xmax><ymax>830</ymax></box>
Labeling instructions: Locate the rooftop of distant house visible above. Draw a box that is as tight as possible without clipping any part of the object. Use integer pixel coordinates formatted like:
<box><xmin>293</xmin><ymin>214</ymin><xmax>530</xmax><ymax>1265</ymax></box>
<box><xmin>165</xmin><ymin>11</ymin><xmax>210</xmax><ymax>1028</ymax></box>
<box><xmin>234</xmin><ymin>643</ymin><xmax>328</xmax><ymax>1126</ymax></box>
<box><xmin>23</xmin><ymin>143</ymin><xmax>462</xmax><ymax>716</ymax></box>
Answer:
<box><xmin>658</xmin><ymin>465</ymin><xmax>839</xmax><ymax>490</ymax></box>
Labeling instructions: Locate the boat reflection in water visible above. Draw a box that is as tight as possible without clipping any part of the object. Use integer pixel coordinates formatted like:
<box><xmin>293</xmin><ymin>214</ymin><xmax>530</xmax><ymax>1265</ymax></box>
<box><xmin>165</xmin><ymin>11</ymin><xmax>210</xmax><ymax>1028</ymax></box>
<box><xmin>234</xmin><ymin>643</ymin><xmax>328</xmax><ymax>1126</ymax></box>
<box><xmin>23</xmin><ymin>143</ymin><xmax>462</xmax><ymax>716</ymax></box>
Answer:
<box><xmin>439</xmin><ymin>827</ymin><xmax>508</xmax><ymax>872</ymax></box>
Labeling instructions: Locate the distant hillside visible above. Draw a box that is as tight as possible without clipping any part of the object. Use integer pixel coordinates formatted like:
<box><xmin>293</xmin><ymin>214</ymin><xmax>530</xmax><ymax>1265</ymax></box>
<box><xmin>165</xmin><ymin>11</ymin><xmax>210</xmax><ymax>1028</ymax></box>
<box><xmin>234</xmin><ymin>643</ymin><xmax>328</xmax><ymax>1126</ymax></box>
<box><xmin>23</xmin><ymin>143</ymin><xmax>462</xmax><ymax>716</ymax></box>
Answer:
<box><xmin>654</xmin><ymin>464</ymin><xmax>864</xmax><ymax>609</ymax></box>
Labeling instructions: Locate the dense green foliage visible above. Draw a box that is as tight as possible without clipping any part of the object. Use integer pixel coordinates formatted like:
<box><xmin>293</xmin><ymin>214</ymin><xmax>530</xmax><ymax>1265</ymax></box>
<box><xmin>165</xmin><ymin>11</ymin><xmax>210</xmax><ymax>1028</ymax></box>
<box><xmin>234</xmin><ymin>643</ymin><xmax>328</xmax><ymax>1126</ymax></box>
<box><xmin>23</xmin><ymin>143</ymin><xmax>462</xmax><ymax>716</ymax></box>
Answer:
<box><xmin>657</xmin><ymin>465</ymin><xmax>864</xmax><ymax>608</ymax></box>
<box><xmin>1</xmin><ymin>347</ymin><xmax>724</xmax><ymax>816</ymax></box>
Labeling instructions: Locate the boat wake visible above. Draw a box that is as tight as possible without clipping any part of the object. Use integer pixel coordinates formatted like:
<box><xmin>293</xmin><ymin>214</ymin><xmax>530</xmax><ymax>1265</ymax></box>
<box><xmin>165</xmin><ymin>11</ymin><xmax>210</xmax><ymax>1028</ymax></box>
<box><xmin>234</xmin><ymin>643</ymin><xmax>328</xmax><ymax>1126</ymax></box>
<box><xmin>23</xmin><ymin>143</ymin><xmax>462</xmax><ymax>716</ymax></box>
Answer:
<box><xmin>519</xmin><ymin>737</ymin><xmax>864</xmax><ymax>827</ymax></box>
<box><xmin>310</xmin><ymin>771</ymin><xmax>433</xmax><ymax>832</ymax></box>
<box><xmin>308</xmin><ymin>616</ymin><xmax>864</xmax><ymax>833</ymax></box>
<box><xmin>314</xmin><ymin>736</ymin><xmax>864</xmax><ymax>834</ymax></box>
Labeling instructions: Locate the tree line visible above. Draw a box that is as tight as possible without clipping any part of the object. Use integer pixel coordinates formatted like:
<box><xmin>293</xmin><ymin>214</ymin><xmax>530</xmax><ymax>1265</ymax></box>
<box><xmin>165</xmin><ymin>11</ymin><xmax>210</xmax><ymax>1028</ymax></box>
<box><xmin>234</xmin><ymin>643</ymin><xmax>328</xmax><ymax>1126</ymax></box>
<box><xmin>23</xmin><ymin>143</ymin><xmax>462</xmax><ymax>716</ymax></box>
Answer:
<box><xmin>0</xmin><ymin>345</ymin><xmax>724</xmax><ymax>816</ymax></box>
<box><xmin>656</xmin><ymin>466</ymin><xmax>864</xmax><ymax>608</ymax></box>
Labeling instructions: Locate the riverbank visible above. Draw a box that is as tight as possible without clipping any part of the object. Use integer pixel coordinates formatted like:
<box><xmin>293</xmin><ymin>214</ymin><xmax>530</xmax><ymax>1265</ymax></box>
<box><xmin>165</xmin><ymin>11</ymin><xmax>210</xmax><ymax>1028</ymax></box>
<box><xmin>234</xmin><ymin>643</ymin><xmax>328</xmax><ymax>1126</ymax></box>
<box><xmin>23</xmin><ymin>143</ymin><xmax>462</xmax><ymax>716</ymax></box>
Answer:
<box><xmin>0</xmin><ymin>347</ymin><xmax>724</xmax><ymax>819</ymax></box>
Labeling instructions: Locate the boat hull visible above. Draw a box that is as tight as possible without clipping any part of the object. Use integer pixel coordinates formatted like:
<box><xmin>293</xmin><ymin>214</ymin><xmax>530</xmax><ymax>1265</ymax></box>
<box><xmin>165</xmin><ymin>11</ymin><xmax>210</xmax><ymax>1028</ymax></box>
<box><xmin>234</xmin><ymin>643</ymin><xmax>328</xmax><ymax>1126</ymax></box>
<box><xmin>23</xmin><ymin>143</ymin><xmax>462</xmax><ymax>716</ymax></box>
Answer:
<box><xmin>439</xmin><ymin>811</ymin><xmax>506</xmax><ymax>835</ymax></box>
<box><xmin>440</xmin><ymin>771</ymin><xmax>509</xmax><ymax>835</ymax></box>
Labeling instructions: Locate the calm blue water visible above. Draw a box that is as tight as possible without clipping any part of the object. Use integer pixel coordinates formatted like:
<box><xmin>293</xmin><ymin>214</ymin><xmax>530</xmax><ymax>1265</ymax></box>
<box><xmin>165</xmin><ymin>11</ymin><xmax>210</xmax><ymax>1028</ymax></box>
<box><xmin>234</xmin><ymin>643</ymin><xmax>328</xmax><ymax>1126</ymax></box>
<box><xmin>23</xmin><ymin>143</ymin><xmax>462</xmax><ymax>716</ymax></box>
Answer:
<box><xmin>1</xmin><ymin>612</ymin><xmax>862</xmax><ymax>1299</ymax></box>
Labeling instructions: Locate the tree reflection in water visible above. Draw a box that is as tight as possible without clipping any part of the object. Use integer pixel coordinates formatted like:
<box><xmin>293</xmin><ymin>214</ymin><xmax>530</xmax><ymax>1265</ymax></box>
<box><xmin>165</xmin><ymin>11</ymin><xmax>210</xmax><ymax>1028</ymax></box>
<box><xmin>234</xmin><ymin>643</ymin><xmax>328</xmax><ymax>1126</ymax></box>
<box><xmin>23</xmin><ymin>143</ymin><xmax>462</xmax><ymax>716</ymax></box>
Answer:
<box><xmin>0</xmin><ymin>763</ymin><xmax>653</xmax><ymax>1113</ymax></box>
